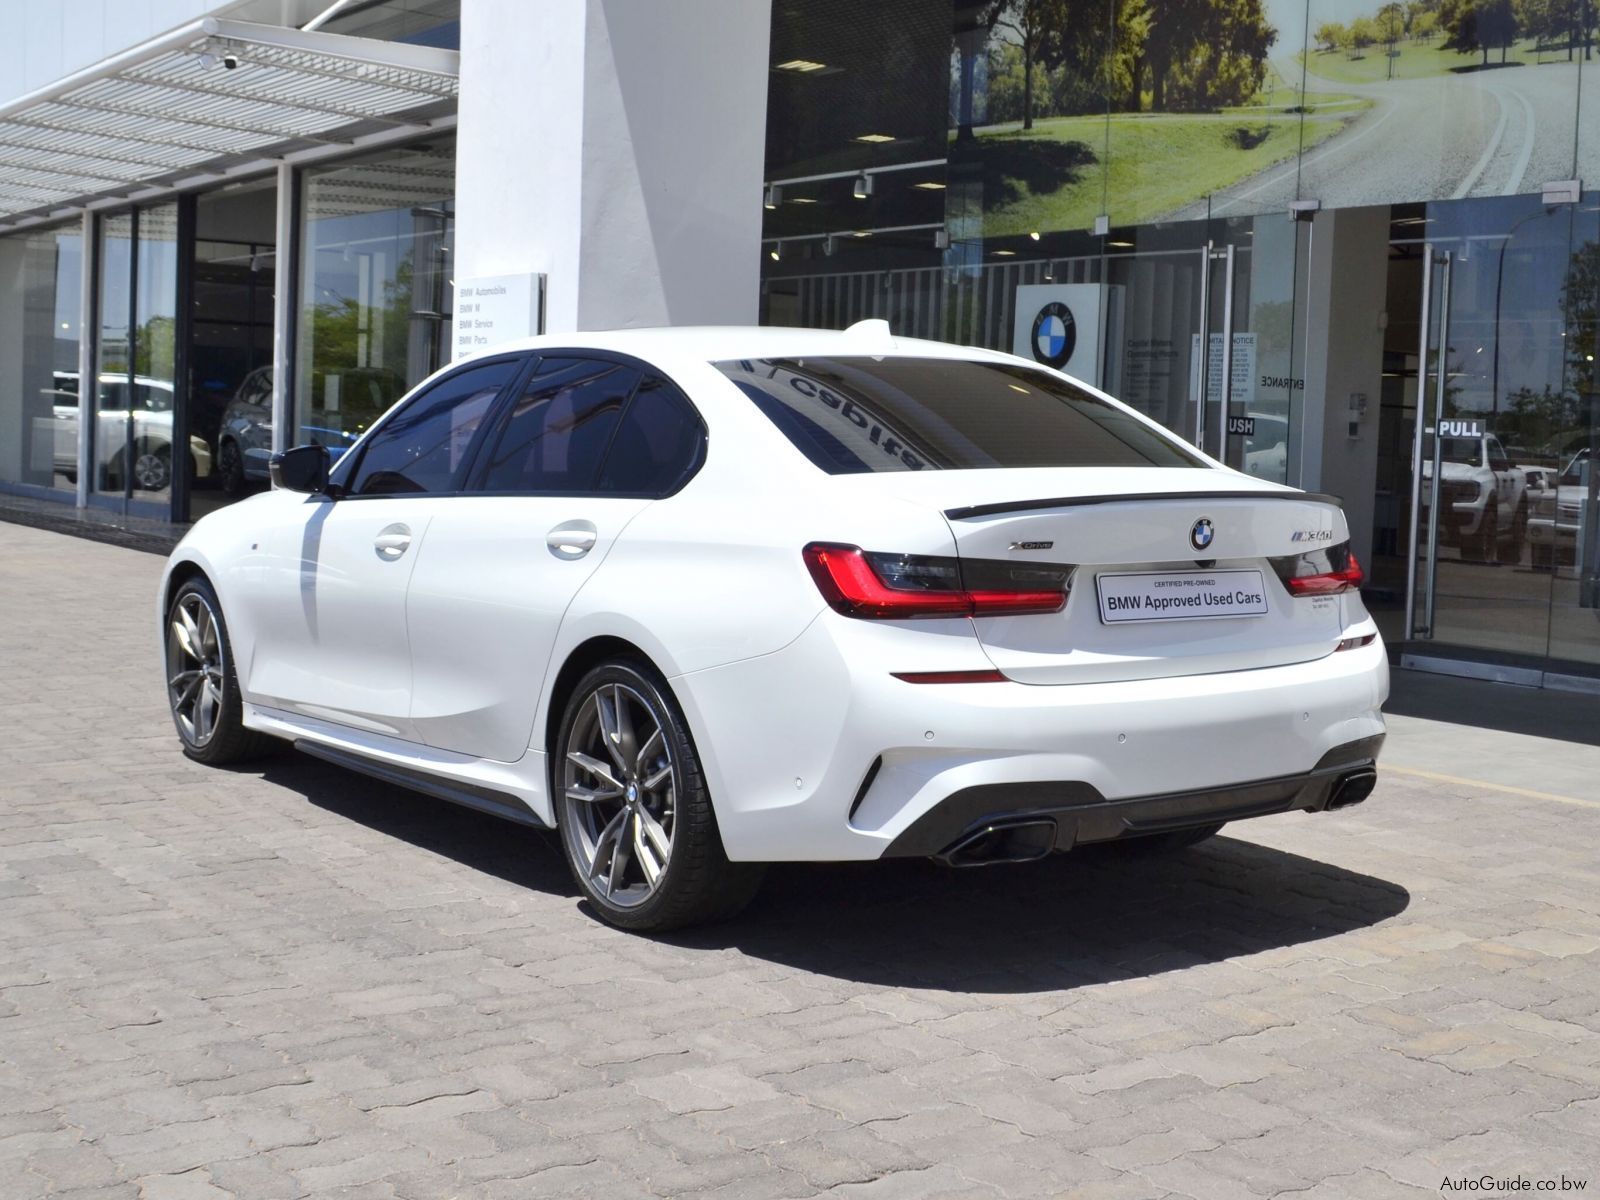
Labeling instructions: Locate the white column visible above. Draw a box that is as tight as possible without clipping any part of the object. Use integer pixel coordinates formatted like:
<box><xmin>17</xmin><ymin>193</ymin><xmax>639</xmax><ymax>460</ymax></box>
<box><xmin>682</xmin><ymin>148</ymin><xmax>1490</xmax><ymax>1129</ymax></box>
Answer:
<box><xmin>270</xmin><ymin>161</ymin><xmax>294</xmax><ymax>455</ymax></box>
<box><xmin>76</xmin><ymin>209</ymin><xmax>93</xmax><ymax>507</ymax></box>
<box><xmin>455</xmin><ymin>0</ymin><xmax>772</xmax><ymax>335</ymax></box>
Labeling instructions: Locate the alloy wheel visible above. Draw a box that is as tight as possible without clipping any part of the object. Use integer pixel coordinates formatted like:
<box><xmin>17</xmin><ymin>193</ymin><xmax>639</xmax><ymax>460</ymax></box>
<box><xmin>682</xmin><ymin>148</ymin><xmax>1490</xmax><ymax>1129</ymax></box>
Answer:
<box><xmin>134</xmin><ymin>448</ymin><xmax>170</xmax><ymax>491</ymax></box>
<box><xmin>562</xmin><ymin>682</ymin><xmax>676</xmax><ymax>908</ymax></box>
<box><xmin>166</xmin><ymin>592</ymin><xmax>225</xmax><ymax>747</ymax></box>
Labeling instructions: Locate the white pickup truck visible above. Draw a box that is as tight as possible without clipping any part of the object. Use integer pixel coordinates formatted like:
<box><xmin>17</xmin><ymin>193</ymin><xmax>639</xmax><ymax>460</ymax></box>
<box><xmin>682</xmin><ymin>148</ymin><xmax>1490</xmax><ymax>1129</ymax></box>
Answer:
<box><xmin>1420</xmin><ymin>428</ymin><xmax>1529</xmax><ymax>561</ymax></box>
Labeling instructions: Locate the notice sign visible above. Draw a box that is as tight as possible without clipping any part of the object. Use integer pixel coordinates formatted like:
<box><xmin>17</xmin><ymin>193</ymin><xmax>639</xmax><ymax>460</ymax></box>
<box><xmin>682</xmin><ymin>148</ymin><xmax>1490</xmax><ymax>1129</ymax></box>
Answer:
<box><xmin>1097</xmin><ymin>569</ymin><xmax>1269</xmax><ymax>624</ymax></box>
<box><xmin>1191</xmin><ymin>332</ymin><xmax>1256</xmax><ymax>406</ymax></box>
<box><xmin>454</xmin><ymin>273</ymin><xmax>545</xmax><ymax>358</ymax></box>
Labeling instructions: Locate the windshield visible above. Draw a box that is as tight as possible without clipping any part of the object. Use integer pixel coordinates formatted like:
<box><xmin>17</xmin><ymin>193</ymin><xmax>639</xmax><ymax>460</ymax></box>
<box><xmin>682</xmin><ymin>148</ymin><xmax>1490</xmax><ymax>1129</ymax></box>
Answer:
<box><xmin>1439</xmin><ymin>437</ymin><xmax>1481</xmax><ymax>465</ymax></box>
<box><xmin>714</xmin><ymin>357</ymin><xmax>1204</xmax><ymax>474</ymax></box>
<box><xmin>1562</xmin><ymin>455</ymin><xmax>1592</xmax><ymax>487</ymax></box>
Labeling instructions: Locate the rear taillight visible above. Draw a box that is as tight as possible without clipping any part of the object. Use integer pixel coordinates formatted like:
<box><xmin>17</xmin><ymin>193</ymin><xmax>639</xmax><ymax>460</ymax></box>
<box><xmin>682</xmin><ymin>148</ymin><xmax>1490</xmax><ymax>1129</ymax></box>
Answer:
<box><xmin>1271</xmin><ymin>542</ymin><xmax>1364</xmax><ymax>597</ymax></box>
<box><xmin>803</xmin><ymin>543</ymin><xmax>1071</xmax><ymax>619</ymax></box>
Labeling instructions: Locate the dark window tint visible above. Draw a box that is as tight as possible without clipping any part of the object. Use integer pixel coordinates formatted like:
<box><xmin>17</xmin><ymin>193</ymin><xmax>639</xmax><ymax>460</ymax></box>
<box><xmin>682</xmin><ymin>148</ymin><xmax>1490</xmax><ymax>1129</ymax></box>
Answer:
<box><xmin>714</xmin><ymin>357</ymin><xmax>1204</xmax><ymax>474</ymax></box>
<box><xmin>597</xmin><ymin>376</ymin><xmax>705</xmax><ymax>494</ymax></box>
<box><xmin>480</xmin><ymin>358</ymin><xmax>640</xmax><ymax>492</ymax></box>
<box><xmin>349</xmin><ymin>358</ymin><xmax>517</xmax><ymax>496</ymax></box>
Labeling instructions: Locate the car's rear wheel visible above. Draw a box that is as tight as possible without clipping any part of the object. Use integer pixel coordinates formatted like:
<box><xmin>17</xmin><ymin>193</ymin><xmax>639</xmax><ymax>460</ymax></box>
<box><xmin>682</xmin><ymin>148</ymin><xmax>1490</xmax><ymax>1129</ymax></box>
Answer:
<box><xmin>554</xmin><ymin>660</ymin><xmax>763</xmax><ymax>932</ymax></box>
<box><xmin>218</xmin><ymin>439</ymin><xmax>246</xmax><ymax>497</ymax></box>
<box><xmin>164</xmin><ymin>577</ymin><xmax>277</xmax><ymax>765</ymax></box>
<box><xmin>1110</xmin><ymin>823</ymin><xmax>1226</xmax><ymax>854</ymax></box>
<box><xmin>132</xmin><ymin>440</ymin><xmax>171</xmax><ymax>492</ymax></box>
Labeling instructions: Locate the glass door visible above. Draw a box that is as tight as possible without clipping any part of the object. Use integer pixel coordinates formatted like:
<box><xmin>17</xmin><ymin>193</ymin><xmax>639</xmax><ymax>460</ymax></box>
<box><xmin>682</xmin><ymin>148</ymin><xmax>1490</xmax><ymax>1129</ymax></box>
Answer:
<box><xmin>1401</xmin><ymin>197</ymin><xmax>1579</xmax><ymax>674</ymax></box>
<box><xmin>1103</xmin><ymin>212</ymin><xmax>1307</xmax><ymax>479</ymax></box>
<box><xmin>92</xmin><ymin>202</ymin><xmax>180</xmax><ymax>516</ymax></box>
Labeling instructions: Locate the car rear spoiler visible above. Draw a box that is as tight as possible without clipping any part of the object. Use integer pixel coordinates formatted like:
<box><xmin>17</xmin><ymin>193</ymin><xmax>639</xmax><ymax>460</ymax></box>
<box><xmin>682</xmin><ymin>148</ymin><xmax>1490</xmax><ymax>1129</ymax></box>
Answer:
<box><xmin>943</xmin><ymin>490</ymin><xmax>1344</xmax><ymax>521</ymax></box>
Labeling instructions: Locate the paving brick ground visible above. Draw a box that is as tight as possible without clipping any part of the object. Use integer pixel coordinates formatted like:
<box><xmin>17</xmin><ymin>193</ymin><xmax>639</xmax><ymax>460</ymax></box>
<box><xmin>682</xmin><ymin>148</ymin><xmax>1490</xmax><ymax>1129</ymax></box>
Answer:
<box><xmin>1</xmin><ymin>519</ymin><xmax>1598</xmax><ymax>1199</ymax></box>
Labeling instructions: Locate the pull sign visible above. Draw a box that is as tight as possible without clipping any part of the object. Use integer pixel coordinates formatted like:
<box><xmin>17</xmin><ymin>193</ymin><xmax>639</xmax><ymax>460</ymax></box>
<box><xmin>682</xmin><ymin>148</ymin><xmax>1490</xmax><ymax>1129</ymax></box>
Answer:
<box><xmin>1438</xmin><ymin>418</ymin><xmax>1483</xmax><ymax>439</ymax></box>
<box><xmin>1226</xmin><ymin>416</ymin><xmax>1255</xmax><ymax>437</ymax></box>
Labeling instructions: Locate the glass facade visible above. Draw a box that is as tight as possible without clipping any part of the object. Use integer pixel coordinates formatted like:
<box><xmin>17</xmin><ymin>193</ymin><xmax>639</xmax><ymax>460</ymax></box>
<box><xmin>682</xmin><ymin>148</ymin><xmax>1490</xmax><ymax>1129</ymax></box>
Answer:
<box><xmin>760</xmin><ymin>0</ymin><xmax>1600</xmax><ymax>683</ymax></box>
<box><xmin>0</xmin><ymin>223</ymin><xmax>81</xmax><ymax>495</ymax></box>
<box><xmin>295</xmin><ymin>136</ymin><xmax>457</xmax><ymax>461</ymax></box>
<box><xmin>93</xmin><ymin>203</ymin><xmax>181</xmax><ymax>509</ymax></box>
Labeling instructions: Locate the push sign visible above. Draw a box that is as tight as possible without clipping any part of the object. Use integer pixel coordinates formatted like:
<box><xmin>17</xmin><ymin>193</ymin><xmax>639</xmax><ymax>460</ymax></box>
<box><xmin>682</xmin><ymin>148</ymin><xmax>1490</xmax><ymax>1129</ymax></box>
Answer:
<box><xmin>1438</xmin><ymin>418</ymin><xmax>1484</xmax><ymax>438</ymax></box>
<box><xmin>1226</xmin><ymin>415</ymin><xmax>1255</xmax><ymax>437</ymax></box>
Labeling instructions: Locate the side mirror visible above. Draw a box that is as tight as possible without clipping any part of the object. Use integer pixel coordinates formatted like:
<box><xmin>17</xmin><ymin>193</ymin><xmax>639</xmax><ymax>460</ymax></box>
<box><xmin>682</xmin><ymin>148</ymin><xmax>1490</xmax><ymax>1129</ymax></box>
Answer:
<box><xmin>269</xmin><ymin>444</ymin><xmax>331</xmax><ymax>494</ymax></box>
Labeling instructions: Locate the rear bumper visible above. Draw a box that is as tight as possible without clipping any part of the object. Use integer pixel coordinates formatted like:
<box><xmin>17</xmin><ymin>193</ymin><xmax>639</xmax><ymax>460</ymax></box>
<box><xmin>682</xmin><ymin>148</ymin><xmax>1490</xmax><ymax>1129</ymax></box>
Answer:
<box><xmin>673</xmin><ymin>612</ymin><xmax>1389</xmax><ymax>863</ymax></box>
<box><xmin>883</xmin><ymin>734</ymin><xmax>1384</xmax><ymax>861</ymax></box>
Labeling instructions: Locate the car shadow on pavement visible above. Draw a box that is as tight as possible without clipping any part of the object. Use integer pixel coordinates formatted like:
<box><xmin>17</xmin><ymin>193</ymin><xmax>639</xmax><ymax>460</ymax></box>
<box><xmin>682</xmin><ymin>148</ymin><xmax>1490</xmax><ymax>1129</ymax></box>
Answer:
<box><xmin>256</xmin><ymin>755</ymin><xmax>1407</xmax><ymax>993</ymax></box>
<box><xmin>257</xmin><ymin>754</ymin><xmax>580</xmax><ymax>898</ymax></box>
<box><xmin>671</xmin><ymin>839</ymin><xmax>1410</xmax><ymax>993</ymax></box>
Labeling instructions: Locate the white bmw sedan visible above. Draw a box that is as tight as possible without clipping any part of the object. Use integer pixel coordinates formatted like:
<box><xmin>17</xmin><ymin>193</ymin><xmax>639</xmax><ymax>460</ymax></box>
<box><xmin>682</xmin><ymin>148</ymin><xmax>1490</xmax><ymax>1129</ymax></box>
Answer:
<box><xmin>159</xmin><ymin>322</ymin><xmax>1387</xmax><ymax>931</ymax></box>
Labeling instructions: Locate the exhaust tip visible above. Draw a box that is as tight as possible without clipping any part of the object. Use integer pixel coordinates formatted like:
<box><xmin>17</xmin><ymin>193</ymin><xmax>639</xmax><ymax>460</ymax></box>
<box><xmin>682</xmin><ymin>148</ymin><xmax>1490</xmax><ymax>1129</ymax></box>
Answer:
<box><xmin>1325</xmin><ymin>768</ymin><xmax>1377</xmax><ymax>811</ymax></box>
<box><xmin>935</xmin><ymin>818</ymin><xmax>1058</xmax><ymax>867</ymax></box>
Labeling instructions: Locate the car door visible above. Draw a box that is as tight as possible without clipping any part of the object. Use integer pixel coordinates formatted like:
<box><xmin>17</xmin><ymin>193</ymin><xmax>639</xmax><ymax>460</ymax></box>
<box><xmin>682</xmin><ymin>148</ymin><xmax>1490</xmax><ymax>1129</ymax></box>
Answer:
<box><xmin>405</xmin><ymin>359</ymin><xmax>707</xmax><ymax>763</ymax></box>
<box><xmin>244</xmin><ymin>356</ymin><xmax>522</xmax><ymax>740</ymax></box>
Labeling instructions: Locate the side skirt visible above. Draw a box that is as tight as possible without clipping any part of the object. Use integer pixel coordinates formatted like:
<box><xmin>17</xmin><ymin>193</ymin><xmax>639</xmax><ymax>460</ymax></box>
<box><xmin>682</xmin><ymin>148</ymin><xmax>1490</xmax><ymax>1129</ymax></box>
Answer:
<box><xmin>293</xmin><ymin>740</ymin><xmax>551</xmax><ymax>830</ymax></box>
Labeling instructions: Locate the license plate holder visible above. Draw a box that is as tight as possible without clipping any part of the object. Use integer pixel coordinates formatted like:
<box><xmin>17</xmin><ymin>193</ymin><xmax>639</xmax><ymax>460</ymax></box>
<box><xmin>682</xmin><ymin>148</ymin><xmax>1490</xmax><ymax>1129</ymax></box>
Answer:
<box><xmin>1096</xmin><ymin>569</ymin><xmax>1270</xmax><ymax>624</ymax></box>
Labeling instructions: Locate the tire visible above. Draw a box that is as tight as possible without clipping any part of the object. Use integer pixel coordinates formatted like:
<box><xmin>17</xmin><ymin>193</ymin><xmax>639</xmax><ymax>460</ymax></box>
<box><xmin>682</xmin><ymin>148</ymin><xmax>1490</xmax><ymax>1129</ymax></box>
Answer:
<box><xmin>553</xmin><ymin>659</ymin><xmax>764</xmax><ymax>932</ymax></box>
<box><xmin>132</xmin><ymin>439</ymin><xmax>171</xmax><ymax>492</ymax></box>
<box><xmin>1503</xmin><ymin>499</ymin><xmax>1528</xmax><ymax>562</ymax></box>
<box><xmin>164</xmin><ymin>577</ymin><xmax>278</xmax><ymax>765</ymax></box>
<box><xmin>218</xmin><ymin>439</ymin><xmax>246</xmax><ymax>497</ymax></box>
<box><xmin>1110</xmin><ymin>823</ymin><xmax>1226</xmax><ymax>854</ymax></box>
<box><xmin>1465</xmin><ymin>501</ymin><xmax>1496</xmax><ymax>562</ymax></box>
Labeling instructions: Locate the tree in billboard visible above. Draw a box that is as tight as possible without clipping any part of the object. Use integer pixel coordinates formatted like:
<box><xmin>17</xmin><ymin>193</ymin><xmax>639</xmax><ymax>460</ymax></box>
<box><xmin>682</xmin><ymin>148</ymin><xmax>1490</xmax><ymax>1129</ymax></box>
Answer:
<box><xmin>1517</xmin><ymin>0</ymin><xmax>1595</xmax><ymax>60</ymax></box>
<box><xmin>1440</xmin><ymin>0</ymin><xmax>1520</xmax><ymax>64</ymax></box>
<box><xmin>1315</xmin><ymin>20</ymin><xmax>1347</xmax><ymax>48</ymax></box>
<box><xmin>1377</xmin><ymin>1</ymin><xmax>1407</xmax><ymax>71</ymax></box>
<box><xmin>1131</xmin><ymin>0</ymin><xmax>1276</xmax><ymax>110</ymax></box>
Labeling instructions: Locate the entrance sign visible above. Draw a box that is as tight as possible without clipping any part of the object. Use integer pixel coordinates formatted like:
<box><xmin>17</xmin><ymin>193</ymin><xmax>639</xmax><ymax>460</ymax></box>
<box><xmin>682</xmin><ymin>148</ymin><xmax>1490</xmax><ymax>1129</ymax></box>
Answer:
<box><xmin>1012</xmin><ymin>284</ymin><xmax>1104</xmax><ymax>386</ymax></box>
<box><xmin>454</xmin><ymin>273</ymin><xmax>546</xmax><ymax>359</ymax></box>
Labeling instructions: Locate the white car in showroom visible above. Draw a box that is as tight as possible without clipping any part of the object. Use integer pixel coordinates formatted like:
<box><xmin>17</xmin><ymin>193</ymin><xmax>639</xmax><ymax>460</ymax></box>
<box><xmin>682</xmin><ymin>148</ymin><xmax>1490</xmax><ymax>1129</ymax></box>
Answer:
<box><xmin>159</xmin><ymin>323</ymin><xmax>1387</xmax><ymax>931</ymax></box>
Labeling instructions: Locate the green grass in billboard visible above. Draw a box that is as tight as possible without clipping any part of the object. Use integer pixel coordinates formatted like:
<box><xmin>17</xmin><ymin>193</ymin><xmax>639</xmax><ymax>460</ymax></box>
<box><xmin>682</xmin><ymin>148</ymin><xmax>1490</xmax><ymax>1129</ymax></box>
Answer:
<box><xmin>1300</xmin><ymin>39</ymin><xmax>1576</xmax><ymax>83</ymax></box>
<box><xmin>973</xmin><ymin>93</ymin><xmax>1367</xmax><ymax>235</ymax></box>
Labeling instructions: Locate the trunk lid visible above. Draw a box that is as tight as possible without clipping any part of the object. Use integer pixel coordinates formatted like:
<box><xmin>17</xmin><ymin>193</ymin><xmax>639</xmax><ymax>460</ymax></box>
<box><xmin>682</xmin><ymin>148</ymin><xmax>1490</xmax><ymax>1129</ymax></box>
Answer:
<box><xmin>833</xmin><ymin>468</ymin><xmax>1350</xmax><ymax>684</ymax></box>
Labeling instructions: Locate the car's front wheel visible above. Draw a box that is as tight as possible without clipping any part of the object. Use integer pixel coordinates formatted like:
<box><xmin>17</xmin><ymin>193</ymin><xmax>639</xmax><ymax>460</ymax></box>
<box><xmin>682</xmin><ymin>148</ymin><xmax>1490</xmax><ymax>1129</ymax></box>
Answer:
<box><xmin>164</xmin><ymin>577</ymin><xmax>277</xmax><ymax>765</ymax></box>
<box><xmin>554</xmin><ymin>660</ymin><xmax>763</xmax><ymax>932</ymax></box>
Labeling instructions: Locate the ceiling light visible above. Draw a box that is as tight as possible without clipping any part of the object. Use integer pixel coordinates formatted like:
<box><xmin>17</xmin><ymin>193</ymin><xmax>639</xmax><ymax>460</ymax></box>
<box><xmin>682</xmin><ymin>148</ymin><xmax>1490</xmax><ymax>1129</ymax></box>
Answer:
<box><xmin>852</xmin><ymin>173</ymin><xmax>874</xmax><ymax>200</ymax></box>
<box><xmin>790</xmin><ymin>196</ymin><xmax>817</xmax><ymax>204</ymax></box>
<box><xmin>1108</xmin><ymin>240</ymin><xmax>1134</xmax><ymax>248</ymax></box>
<box><xmin>774</xmin><ymin>59</ymin><xmax>827</xmax><ymax>72</ymax></box>
<box><xmin>1029</xmin><ymin>231</ymin><xmax>1041</xmax><ymax>241</ymax></box>
<box><xmin>914</xmin><ymin>181</ymin><xmax>946</xmax><ymax>190</ymax></box>
<box><xmin>764</xmin><ymin>183</ymin><xmax>783</xmax><ymax>209</ymax></box>
<box><xmin>854</xmin><ymin>133</ymin><xmax>895</xmax><ymax>143</ymax></box>
<box><xmin>852</xmin><ymin>230</ymin><xmax>870</xmax><ymax>238</ymax></box>
<box><xmin>769</xmin><ymin>245</ymin><xmax>781</xmax><ymax>261</ymax></box>
<box><xmin>992</xmin><ymin>249</ymin><xmax>1015</xmax><ymax>256</ymax></box>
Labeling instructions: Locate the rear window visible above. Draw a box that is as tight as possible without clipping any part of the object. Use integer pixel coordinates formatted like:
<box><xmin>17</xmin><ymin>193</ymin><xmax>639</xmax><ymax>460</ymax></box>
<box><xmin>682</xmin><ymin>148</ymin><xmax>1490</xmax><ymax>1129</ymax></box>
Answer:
<box><xmin>714</xmin><ymin>357</ymin><xmax>1203</xmax><ymax>473</ymax></box>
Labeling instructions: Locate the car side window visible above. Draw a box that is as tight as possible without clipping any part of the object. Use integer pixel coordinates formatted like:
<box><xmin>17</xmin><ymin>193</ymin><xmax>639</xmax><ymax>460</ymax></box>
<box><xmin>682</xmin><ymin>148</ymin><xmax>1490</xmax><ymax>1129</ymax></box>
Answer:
<box><xmin>348</xmin><ymin>359</ymin><xmax>519</xmax><ymax>497</ymax></box>
<box><xmin>478</xmin><ymin>358</ymin><xmax>641</xmax><ymax>493</ymax></box>
<box><xmin>597</xmin><ymin>375</ymin><xmax>706</xmax><ymax>495</ymax></box>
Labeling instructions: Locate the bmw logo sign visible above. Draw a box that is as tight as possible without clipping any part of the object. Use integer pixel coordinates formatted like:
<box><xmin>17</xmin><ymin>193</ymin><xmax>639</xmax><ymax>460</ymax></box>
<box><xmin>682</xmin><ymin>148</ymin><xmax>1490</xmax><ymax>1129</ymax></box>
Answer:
<box><xmin>1029</xmin><ymin>302</ymin><xmax>1077</xmax><ymax>369</ymax></box>
<box><xmin>1190</xmin><ymin>518</ymin><xmax>1215</xmax><ymax>552</ymax></box>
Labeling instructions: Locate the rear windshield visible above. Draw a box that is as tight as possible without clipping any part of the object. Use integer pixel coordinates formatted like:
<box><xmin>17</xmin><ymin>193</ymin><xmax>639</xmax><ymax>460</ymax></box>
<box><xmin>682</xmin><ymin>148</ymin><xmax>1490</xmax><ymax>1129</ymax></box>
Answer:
<box><xmin>714</xmin><ymin>356</ymin><xmax>1203</xmax><ymax>473</ymax></box>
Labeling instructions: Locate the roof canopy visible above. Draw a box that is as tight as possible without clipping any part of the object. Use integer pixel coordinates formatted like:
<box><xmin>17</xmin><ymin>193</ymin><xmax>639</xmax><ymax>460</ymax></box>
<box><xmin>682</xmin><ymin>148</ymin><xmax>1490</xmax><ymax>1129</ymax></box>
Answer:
<box><xmin>0</xmin><ymin>17</ymin><xmax>459</xmax><ymax>228</ymax></box>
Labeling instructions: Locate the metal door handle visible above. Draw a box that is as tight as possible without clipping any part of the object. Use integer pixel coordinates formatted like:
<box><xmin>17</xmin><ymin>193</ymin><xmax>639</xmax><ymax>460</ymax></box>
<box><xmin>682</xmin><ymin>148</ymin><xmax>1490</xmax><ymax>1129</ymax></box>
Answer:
<box><xmin>547</xmin><ymin>521</ymin><xmax>598</xmax><ymax>559</ymax></box>
<box><xmin>374</xmin><ymin>524</ymin><xmax>412</xmax><ymax>560</ymax></box>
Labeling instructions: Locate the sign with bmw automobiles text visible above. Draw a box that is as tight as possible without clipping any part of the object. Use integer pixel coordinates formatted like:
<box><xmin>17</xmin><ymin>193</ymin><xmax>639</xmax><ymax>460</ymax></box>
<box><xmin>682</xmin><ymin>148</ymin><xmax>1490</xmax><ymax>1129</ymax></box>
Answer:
<box><xmin>1096</xmin><ymin>570</ymin><xmax>1269</xmax><ymax>624</ymax></box>
<box><xmin>454</xmin><ymin>273</ymin><xmax>546</xmax><ymax>359</ymax></box>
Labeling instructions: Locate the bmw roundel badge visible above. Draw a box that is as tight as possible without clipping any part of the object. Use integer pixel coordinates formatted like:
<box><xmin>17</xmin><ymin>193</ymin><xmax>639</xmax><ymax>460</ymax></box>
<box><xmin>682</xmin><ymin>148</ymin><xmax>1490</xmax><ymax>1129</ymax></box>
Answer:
<box><xmin>1029</xmin><ymin>301</ymin><xmax>1077</xmax><ymax>369</ymax></box>
<box><xmin>1190</xmin><ymin>517</ymin><xmax>1215</xmax><ymax>552</ymax></box>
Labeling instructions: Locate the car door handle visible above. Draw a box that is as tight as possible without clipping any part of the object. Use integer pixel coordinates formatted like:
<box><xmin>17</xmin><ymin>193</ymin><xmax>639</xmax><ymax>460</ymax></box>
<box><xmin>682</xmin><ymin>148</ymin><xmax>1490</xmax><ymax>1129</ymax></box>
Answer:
<box><xmin>547</xmin><ymin>521</ymin><xmax>598</xmax><ymax>560</ymax></box>
<box><xmin>374</xmin><ymin>524</ymin><xmax>412</xmax><ymax>560</ymax></box>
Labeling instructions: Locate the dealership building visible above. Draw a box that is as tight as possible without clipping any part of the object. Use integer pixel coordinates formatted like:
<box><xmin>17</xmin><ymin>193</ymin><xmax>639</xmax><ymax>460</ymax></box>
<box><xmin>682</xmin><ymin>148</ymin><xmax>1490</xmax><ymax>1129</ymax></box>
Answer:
<box><xmin>1</xmin><ymin>0</ymin><xmax>1597</xmax><ymax>690</ymax></box>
